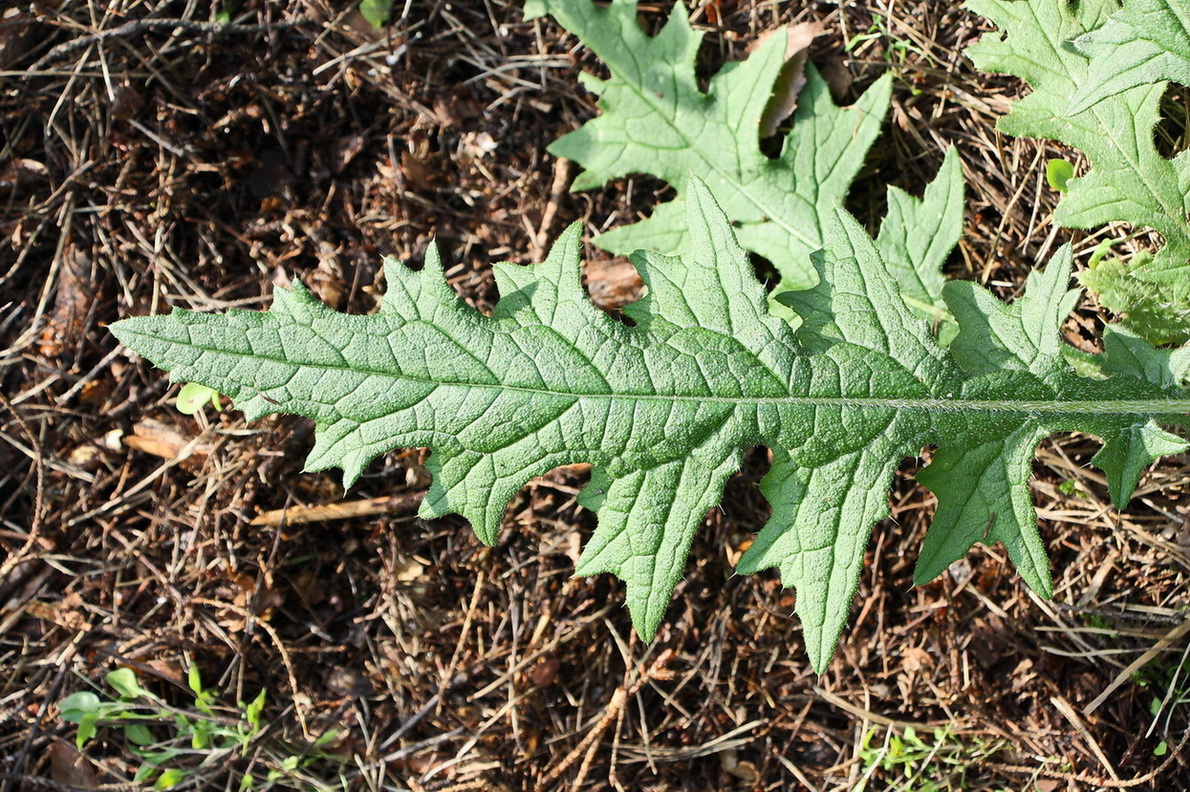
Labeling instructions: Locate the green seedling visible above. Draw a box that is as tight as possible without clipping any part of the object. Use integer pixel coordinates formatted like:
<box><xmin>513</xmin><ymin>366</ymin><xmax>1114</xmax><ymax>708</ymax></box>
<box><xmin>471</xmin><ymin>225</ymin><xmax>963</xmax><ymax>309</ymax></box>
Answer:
<box><xmin>1045</xmin><ymin>159</ymin><xmax>1075</xmax><ymax>193</ymax></box>
<box><xmin>176</xmin><ymin>381</ymin><xmax>223</xmax><ymax>415</ymax></box>
<box><xmin>59</xmin><ymin>665</ymin><xmax>267</xmax><ymax>789</ymax></box>
<box><xmin>359</xmin><ymin>0</ymin><xmax>393</xmax><ymax>27</ymax></box>
<box><xmin>855</xmin><ymin>725</ymin><xmax>1008</xmax><ymax>791</ymax></box>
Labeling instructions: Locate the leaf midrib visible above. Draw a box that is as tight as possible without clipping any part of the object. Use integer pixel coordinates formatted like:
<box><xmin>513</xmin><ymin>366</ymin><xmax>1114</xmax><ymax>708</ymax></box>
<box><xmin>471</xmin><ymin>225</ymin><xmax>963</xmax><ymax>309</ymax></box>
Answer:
<box><xmin>161</xmin><ymin>333</ymin><xmax>1190</xmax><ymax>417</ymax></box>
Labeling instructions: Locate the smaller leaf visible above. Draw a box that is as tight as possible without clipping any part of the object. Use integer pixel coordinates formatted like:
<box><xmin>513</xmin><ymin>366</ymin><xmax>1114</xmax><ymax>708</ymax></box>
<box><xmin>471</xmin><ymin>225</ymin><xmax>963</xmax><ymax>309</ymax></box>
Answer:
<box><xmin>358</xmin><ymin>0</ymin><xmax>392</xmax><ymax>27</ymax></box>
<box><xmin>244</xmin><ymin>689</ymin><xmax>266</xmax><ymax>731</ymax></box>
<box><xmin>105</xmin><ymin>668</ymin><xmax>148</xmax><ymax>700</ymax></box>
<box><xmin>1088</xmin><ymin>238</ymin><xmax>1115</xmax><ymax>268</ymax></box>
<box><xmin>1046</xmin><ymin>159</ymin><xmax>1074</xmax><ymax>193</ymax></box>
<box><xmin>176</xmin><ymin>382</ymin><xmax>222</xmax><ymax>415</ymax></box>
<box><xmin>59</xmin><ymin>691</ymin><xmax>102</xmax><ymax>723</ymax></box>
<box><xmin>186</xmin><ymin>662</ymin><xmax>203</xmax><ymax>697</ymax></box>
<box><xmin>76</xmin><ymin>713</ymin><xmax>99</xmax><ymax>750</ymax></box>
<box><xmin>124</xmin><ymin>723</ymin><xmax>154</xmax><ymax>746</ymax></box>
<box><xmin>140</xmin><ymin>746</ymin><xmax>186</xmax><ymax>766</ymax></box>
<box><xmin>154</xmin><ymin>768</ymin><xmax>188</xmax><ymax>790</ymax></box>
<box><xmin>312</xmin><ymin>727</ymin><xmax>341</xmax><ymax>748</ymax></box>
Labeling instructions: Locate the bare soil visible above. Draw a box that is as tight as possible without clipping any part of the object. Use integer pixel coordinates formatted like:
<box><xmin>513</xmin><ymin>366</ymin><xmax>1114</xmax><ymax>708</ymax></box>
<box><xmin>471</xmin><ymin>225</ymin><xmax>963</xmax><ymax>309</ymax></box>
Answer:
<box><xmin>2</xmin><ymin>1</ymin><xmax>1188</xmax><ymax>790</ymax></box>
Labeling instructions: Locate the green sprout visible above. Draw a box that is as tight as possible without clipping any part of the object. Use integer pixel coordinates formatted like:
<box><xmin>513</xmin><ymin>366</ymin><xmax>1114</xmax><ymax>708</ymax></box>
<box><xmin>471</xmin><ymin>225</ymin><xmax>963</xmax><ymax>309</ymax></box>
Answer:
<box><xmin>176</xmin><ymin>382</ymin><xmax>223</xmax><ymax>415</ymax></box>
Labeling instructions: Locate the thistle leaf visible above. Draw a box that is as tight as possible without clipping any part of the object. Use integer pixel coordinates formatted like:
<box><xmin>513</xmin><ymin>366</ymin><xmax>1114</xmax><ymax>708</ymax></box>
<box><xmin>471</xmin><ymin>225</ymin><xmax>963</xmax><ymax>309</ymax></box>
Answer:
<box><xmin>1069</xmin><ymin>0</ymin><xmax>1190</xmax><ymax>114</ymax></box>
<box><xmin>110</xmin><ymin>180</ymin><xmax>1189</xmax><ymax>672</ymax></box>
<box><xmin>525</xmin><ymin>0</ymin><xmax>964</xmax><ymax>329</ymax></box>
<box><xmin>967</xmin><ymin>0</ymin><xmax>1190</xmax><ymax>345</ymax></box>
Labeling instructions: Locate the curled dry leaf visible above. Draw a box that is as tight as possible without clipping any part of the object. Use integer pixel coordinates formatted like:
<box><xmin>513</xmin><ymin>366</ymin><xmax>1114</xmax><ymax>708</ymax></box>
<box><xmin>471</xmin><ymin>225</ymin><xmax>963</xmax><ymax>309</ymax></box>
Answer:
<box><xmin>48</xmin><ymin>742</ymin><xmax>98</xmax><ymax>789</ymax></box>
<box><xmin>123</xmin><ymin>418</ymin><xmax>211</xmax><ymax>471</ymax></box>
<box><xmin>752</xmin><ymin>22</ymin><xmax>825</xmax><ymax>138</ymax></box>
<box><xmin>38</xmin><ymin>249</ymin><xmax>94</xmax><ymax>359</ymax></box>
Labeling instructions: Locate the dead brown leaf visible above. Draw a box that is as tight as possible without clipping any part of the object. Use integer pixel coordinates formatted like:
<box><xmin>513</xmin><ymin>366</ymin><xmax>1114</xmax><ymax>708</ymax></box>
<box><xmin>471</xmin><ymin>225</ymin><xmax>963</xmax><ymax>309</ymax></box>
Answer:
<box><xmin>48</xmin><ymin>742</ymin><xmax>99</xmax><ymax>789</ymax></box>
<box><xmin>750</xmin><ymin>22</ymin><xmax>824</xmax><ymax>138</ymax></box>
<box><xmin>0</xmin><ymin>8</ymin><xmax>38</xmax><ymax>69</ymax></box>
<box><xmin>39</xmin><ymin>247</ymin><xmax>94</xmax><ymax>359</ymax></box>
<box><xmin>0</xmin><ymin>157</ymin><xmax>50</xmax><ymax>194</ymax></box>
<box><xmin>123</xmin><ymin>418</ymin><xmax>211</xmax><ymax>470</ymax></box>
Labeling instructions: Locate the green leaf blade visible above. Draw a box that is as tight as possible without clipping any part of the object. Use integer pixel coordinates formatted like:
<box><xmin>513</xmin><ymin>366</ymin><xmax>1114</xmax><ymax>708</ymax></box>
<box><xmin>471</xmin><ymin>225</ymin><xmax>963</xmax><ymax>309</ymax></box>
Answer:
<box><xmin>915</xmin><ymin>418</ymin><xmax>1053</xmax><ymax>593</ymax></box>
<box><xmin>875</xmin><ymin>147</ymin><xmax>965</xmax><ymax>343</ymax></box>
<box><xmin>1069</xmin><ymin>0</ymin><xmax>1190</xmax><ymax>114</ymax></box>
<box><xmin>534</xmin><ymin>0</ymin><xmax>962</xmax><ymax>317</ymax></box>
<box><xmin>738</xmin><ymin>437</ymin><xmax>914</xmax><ymax>673</ymax></box>
<box><xmin>966</xmin><ymin>0</ymin><xmax>1190</xmax><ymax>345</ymax></box>
<box><xmin>111</xmin><ymin>182</ymin><xmax>1190</xmax><ymax>673</ymax></box>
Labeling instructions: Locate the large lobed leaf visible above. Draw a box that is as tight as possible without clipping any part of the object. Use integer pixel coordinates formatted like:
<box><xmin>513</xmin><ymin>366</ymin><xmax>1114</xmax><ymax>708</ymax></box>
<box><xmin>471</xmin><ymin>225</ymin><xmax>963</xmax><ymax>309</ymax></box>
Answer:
<box><xmin>524</xmin><ymin>0</ymin><xmax>964</xmax><ymax>331</ymax></box>
<box><xmin>966</xmin><ymin>0</ymin><xmax>1190</xmax><ymax>345</ymax></box>
<box><xmin>110</xmin><ymin>180</ymin><xmax>1190</xmax><ymax>672</ymax></box>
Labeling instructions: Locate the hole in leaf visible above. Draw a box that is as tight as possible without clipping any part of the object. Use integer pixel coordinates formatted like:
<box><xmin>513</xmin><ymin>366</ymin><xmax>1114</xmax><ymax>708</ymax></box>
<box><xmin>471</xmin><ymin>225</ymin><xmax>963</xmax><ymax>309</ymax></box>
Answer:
<box><xmin>716</xmin><ymin>444</ymin><xmax>773</xmax><ymax>562</ymax></box>
<box><xmin>748</xmin><ymin>252</ymin><xmax>781</xmax><ymax>293</ymax></box>
<box><xmin>1154</xmin><ymin>84</ymin><xmax>1189</xmax><ymax>160</ymax></box>
<box><xmin>582</xmin><ymin>252</ymin><xmax>642</xmax><ymax>324</ymax></box>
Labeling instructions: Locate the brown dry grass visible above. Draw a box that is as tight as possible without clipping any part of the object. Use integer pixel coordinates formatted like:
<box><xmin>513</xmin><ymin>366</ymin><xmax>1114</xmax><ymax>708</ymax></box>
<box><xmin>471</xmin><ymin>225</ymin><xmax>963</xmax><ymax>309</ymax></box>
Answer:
<box><xmin>1</xmin><ymin>0</ymin><xmax>1188</xmax><ymax>790</ymax></box>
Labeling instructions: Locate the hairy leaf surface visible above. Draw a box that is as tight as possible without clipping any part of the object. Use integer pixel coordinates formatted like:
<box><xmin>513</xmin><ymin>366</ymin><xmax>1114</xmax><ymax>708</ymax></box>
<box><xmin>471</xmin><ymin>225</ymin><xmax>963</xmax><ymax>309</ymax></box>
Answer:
<box><xmin>967</xmin><ymin>0</ymin><xmax>1190</xmax><ymax>345</ymax></box>
<box><xmin>525</xmin><ymin>0</ymin><xmax>964</xmax><ymax>328</ymax></box>
<box><xmin>1069</xmin><ymin>0</ymin><xmax>1190</xmax><ymax>113</ymax></box>
<box><xmin>110</xmin><ymin>181</ymin><xmax>1190</xmax><ymax>672</ymax></box>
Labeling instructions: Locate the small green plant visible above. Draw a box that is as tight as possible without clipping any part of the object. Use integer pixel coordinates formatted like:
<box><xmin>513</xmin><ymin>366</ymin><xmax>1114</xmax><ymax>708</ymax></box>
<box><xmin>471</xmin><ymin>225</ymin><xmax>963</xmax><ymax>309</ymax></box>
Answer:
<box><xmin>1086</xmin><ymin>608</ymin><xmax>1115</xmax><ymax>628</ymax></box>
<box><xmin>359</xmin><ymin>0</ymin><xmax>393</xmax><ymax>27</ymax></box>
<box><xmin>214</xmin><ymin>2</ymin><xmax>236</xmax><ymax>25</ymax></box>
<box><xmin>1056</xmin><ymin>478</ymin><xmax>1083</xmax><ymax>497</ymax></box>
<box><xmin>854</xmin><ymin>725</ymin><xmax>1008</xmax><ymax>791</ymax></box>
<box><xmin>59</xmin><ymin>666</ymin><xmax>265</xmax><ymax>789</ymax></box>
<box><xmin>1045</xmin><ymin>159</ymin><xmax>1075</xmax><ymax>194</ymax></box>
<box><xmin>175</xmin><ymin>381</ymin><xmax>223</xmax><ymax>415</ymax></box>
<box><xmin>845</xmin><ymin>14</ymin><xmax>938</xmax><ymax>71</ymax></box>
